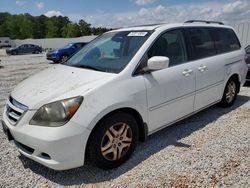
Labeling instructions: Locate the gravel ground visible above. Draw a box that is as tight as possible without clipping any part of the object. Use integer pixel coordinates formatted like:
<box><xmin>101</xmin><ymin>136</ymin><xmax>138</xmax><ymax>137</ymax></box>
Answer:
<box><xmin>0</xmin><ymin>54</ymin><xmax>250</xmax><ymax>188</ymax></box>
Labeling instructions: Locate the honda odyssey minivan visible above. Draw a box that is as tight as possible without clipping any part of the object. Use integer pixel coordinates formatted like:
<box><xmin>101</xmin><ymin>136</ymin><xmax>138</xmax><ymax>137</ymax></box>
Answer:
<box><xmin>1</xmin><ymin>20</ymin><xmax>248</xmax><ymax>170</ymax></box>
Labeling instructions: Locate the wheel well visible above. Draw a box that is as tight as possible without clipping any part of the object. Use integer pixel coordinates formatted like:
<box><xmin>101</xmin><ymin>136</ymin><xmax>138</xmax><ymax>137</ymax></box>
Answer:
<box><xmin>61</xmin><ymin>54</ymin><xmax>69</xmax><ymax>57</ymax></box>
<box><xmin>229</xmin><ymin>74</ymin><xmax>240</xmax><ymax>93</ymax></box>
<box><xmin>90</xmin><ymin>107</ymin><xmax>147</xmax><ymax>142</ymax></box>
<box><xmin>84</xmin><ymin>108</ymin><xmax>147</xmax><ymax>163</ymax></box>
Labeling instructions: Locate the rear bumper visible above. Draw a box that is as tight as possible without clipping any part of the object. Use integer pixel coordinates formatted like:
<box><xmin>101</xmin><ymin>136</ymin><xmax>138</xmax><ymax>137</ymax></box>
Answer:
<box><xmin>2</xmin><ymin>112</ymin><xmax>91</xmax><ymax>170</ymax></box>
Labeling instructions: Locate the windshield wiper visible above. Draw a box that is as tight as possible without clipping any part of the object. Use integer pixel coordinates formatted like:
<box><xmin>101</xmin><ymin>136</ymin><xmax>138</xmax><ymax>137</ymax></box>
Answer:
<box><xmin>75</xmin><ymin>64</ymin><xmax>103</xmax><ymax>72</ymax></box>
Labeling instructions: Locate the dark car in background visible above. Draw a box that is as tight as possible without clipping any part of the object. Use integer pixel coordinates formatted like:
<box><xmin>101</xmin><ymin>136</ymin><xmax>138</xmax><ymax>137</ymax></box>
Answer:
<box><xmin>6</xmin><ymin>44</ymin><xmax>42</xmax><ymax>55</ymax></box>
<box><xmin>245</xmin><ymin>45</ymin><xmax>250</xmax><ymax>81</ymax></box>
<box><xmin>46</xmin><ymin>42</ymin><xmax>87</xmax><ymax>63</ymax></box>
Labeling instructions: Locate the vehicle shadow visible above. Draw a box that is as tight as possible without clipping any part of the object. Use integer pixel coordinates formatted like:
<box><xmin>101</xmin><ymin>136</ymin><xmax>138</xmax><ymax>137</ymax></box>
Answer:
<box><xmin>18</xmin><ymin>94</ymin><xmax>250</xmax><ymax>186</ymax></box>
<box><xmin>244</xmin><ymin>81</ymin><xmax>250</xmax><ymax>87</ymax></box>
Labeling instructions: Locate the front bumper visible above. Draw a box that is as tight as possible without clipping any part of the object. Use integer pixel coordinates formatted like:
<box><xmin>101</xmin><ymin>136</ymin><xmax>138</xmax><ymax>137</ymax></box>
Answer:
<box><xmin>2</xmin><ymin>109</ymin><xmax>91</xmax><ymax>170</ymax></box>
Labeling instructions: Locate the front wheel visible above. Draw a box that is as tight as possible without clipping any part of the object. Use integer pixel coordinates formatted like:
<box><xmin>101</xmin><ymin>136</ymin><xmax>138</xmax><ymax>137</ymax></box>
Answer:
<box><xmin>219</xmin><ymin>78</ymin><xmax>238</xmax><ymax>107</ymax></box>
<box><xmin>60</xmin><ymin>55</ymin><xmax>69</xmax><ymax>62</ymax></box>
<box><xmin>12</xmin><ymin>51</ymin><xmax>17</xmax><ymax>55</ymax></box>
<box><xmin>87</xmin><ymin>112</ymin><xmax>139</xmax><ymax>169</ymax></box>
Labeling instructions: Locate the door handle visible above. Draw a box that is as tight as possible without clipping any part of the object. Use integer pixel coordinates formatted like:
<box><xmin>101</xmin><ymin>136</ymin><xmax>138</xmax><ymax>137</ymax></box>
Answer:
<box><xmin>182</xmin><ymin>69</ymin><xmax>193</xmax><ymax>77</ymax></box>
<box><xmin>198</xmin><ymin>65</ymin><xmax>207</xmax><ymax>72</ymax></box>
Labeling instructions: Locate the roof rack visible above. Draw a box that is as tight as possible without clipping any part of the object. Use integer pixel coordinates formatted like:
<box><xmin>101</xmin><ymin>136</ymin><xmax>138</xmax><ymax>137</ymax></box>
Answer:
<box><xmin>185</xmin><ymin>20</ymin><xmax>224</xmax><ymax>25</ymax></box>
<box><xmin>128</xmin><ymin>23</ymin><xmax>166</xmax><ymax>28</ymax></box>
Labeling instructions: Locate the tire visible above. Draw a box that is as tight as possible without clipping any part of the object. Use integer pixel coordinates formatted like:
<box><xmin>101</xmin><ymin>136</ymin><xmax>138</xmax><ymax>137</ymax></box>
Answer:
<box><xmin>34</xmin><ymin>50</ymin><xmax>39</xmax><ymax>54</ymax></box>
<box><xmin>12</xmin><ymin>51</ymin><xmax>17</xmax><ymax>55</ymax></box>
<box><xmin>219</xmin><ymin>77</ymin><xmax>238</xmax><ymax>107</ymax></box>
<box><xmin>87</xmin><ymin>112</ymin><xmax>139</xmax><ymax>169</ymax></box>
<box><xmin>60</xmin><ymin>55</ymin><xmax>69</xmax><ymax>62</ymax></box>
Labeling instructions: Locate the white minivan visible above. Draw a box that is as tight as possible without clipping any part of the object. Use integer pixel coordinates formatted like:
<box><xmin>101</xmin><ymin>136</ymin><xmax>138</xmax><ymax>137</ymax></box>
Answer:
<box><xmin>1</xmin><ymin>20</ymin><xmax>248</xmax><ymax>170</ymax></box>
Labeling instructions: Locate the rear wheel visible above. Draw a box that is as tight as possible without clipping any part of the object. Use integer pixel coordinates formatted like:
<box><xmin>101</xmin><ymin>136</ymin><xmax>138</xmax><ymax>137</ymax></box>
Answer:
<box><xmin>219</xmin><ymin>77</ymin><xmax>238</xmax><ymax>107</ymax></box>
<box><xmin>87</xmin><ymin>112</ymin><xmax>138</xmax><ymax>169</ymax></box>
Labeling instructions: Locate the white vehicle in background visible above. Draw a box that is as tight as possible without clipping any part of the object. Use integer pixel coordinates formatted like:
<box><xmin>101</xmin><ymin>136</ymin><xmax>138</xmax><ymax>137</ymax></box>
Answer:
<box><xmin>1</xmin><ymin>20</ymin><xmax>248</xmax><ymax>170</ymax></box>
<box><xmin>0</xmin><ymin>37</ymin><xmax>11</xmax><ymax>48</ymax></box>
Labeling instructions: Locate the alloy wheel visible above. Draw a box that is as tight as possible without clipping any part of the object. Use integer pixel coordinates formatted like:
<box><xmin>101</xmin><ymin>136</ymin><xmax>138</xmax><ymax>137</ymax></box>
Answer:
<box><xmin>61</xmin><ymin>55</ymin><xmax>68</xmax><ymax>62</ymax></box>
<box><xmin>226</xmin><ymin>81</ymin><xmax>236</xmax><ymax>103</ymax></box>
<box><xmin>101</xmin><ymin>122</ymin><xmax>132</xmax><ymax>161</ymax></box>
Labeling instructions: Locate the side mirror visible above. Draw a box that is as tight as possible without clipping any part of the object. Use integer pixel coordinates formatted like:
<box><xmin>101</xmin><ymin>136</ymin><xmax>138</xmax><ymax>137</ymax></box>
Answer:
<box><xmin>147</xmin><ymin>56</ymin><xmax>169</xmax><ymax>71</ymax></box>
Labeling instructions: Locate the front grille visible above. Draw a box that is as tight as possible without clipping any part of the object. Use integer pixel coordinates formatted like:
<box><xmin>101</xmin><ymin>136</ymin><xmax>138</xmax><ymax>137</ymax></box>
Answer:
<box><xmin>5</xmin><ymin>96</ymin><xmax>28</xmax><ymax>125</ymax></box>
<box><xmin>46</xmin><ymin>53</ymin><xmax>52</xmax><ymax>58</ymax></box>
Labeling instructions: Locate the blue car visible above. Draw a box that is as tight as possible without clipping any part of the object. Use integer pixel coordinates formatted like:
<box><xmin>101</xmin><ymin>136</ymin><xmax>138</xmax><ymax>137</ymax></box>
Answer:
<box><xmin>46</xmin><ymin>42</ymin><xmax>87</xmax><ymax>63</ymax></box>
<box><xmin>6</xmin><ymin>44</ymin><xmax>42</xmax><ymax>55</ymax></box>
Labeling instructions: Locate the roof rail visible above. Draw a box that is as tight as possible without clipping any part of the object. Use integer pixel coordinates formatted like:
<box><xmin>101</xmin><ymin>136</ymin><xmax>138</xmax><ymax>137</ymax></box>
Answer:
<box><xmin>128</xmin><ymin>23</ymin><xmax>166</xmax><ymax>28</ymax></box>
<box><xmin>185</xmin><ymin>20</ymin><xmax>224</xmax><ymax>25</ymax></box>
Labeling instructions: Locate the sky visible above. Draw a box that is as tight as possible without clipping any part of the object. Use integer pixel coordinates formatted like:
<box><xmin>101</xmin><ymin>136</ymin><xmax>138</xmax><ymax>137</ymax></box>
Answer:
<box><xmin>0</xmin><ymin>0</ymin><xmax>249</xmax><ymax>28</ymax></box>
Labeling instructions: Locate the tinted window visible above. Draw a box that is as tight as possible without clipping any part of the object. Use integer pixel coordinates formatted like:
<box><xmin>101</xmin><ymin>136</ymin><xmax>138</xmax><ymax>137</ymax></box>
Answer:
<box><xmin>187</xmin><ymin>28</ymin><xmax>216</xmax><ymax>60</ymax></box>
<box><xmin>246</xmin><ymin>45</ymin><xmax>250</xmax><ymax>54</ymax></box>
<box><xmin>210</xmin><ymin>28</ymin><xmax>241</xmax><ymax>54</ymax></box>
<box><xmin>148</xmin><ymin>29</ymin><xmax>187</xmax><ymax>66</ymax></box>
<box><xmin>220</xmin><ymin>28</ymin><xmax>240</xmax><ymax>53</ymax></box>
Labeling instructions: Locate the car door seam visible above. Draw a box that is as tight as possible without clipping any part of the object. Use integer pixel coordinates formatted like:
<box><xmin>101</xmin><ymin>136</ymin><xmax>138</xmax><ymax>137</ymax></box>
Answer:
<box><xmin>149</xmin><ymin>91</ymin><xmax>195</xmax><ymax>111</ymax></box>
<box><xmin>196</xmin><ymin>80</ymin><xmax>224</xmax><ymax>94</ymax></box>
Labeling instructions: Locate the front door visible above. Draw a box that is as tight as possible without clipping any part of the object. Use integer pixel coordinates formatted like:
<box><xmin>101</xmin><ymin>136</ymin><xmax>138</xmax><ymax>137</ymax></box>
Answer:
<box><xmin>143</xmin><ymin>29</ymin><xmax>196</xmax><ymax>133</ymax></box>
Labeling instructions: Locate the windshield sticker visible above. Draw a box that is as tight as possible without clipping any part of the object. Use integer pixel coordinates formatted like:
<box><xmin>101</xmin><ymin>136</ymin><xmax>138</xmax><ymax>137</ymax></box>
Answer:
<box><xmin>127</xmin><ymin>32</ymin><xmax>148</xmax><ymax>37</ymax></box>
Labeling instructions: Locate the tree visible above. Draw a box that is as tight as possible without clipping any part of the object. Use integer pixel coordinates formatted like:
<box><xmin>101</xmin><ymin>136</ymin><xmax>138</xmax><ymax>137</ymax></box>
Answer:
<box><xmin>0</xmin><ymin>12</ymin><xmax>111</xmax><ymax>39</ymax></box>
<box><xmin>6</xmin><ymin>15</ymin><xmax>21</xmax><ymax>39</ymax></box>
<box><xmin>18</xmin><ymin>14</ymin><xmax>34</xmax><ymax>39</ymax></box>
<box><xmin>78</xmin><ymin>19</ymin><xmax>91</xmax><ymax>36</ymax></box>
<box><xmin>45</xmin><ymin>18</ymin><xmax>59</xmax><ymax>38</ymax></box>
<box><xmin>33</xmin><ymin>15</ymin><xmax>47</xmax><ymax>39</ymax></box>
<box><xmin>0</xmin><ymin>12</ymin><xmax>11</xmax><ymax>37</ymax></box>
<box><xmin>62</xmin><ymin>23</ymin><xmax>80</xmax><ymax>38</ymax></box>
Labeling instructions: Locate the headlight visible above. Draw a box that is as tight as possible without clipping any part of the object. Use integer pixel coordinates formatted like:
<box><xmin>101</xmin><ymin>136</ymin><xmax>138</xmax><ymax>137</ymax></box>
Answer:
<box><xmin>30</xmin><ymin>96</ymin><xmax>83</xmax><ymax>127</ymax></box>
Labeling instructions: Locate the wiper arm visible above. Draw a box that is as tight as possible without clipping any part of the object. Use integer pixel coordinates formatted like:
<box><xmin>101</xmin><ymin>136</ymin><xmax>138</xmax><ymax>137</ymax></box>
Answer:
<box><xmin>76</xmin><ymin>64</ymin><xmax>103</xmax><ymax>72</ymax></box>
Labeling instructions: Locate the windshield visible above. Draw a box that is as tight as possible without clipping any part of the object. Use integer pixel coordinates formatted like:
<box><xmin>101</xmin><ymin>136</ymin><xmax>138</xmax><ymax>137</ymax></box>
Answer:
<box><xmin>63</xmin><ymin>43</ymin><xmax>73</xmax><ymax>48</ymax></box>
<box><xmin>62</xmin><ymin>31</ymin><xmax>152</xmax><ymax>73</ymax></box>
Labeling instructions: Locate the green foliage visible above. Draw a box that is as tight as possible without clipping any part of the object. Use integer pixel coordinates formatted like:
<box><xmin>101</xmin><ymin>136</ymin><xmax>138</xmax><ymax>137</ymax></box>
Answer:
<box><xmin>62</xmin><ymin>23</ymin><xmax>81</xmax><ymax>38</ymax></box>
<box><xmin>0</xmin><ymin>12</ymin><xmax>111</xmax><ymax>39</ymax></box>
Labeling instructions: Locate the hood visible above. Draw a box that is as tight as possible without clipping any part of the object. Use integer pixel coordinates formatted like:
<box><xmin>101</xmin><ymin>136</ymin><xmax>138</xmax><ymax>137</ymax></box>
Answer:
<box><xmin>49</xmin><ymin>47</ymin><xmax>69</xmax><ymax>54</ymax></box>
<box><xmin>7</xmin><ymin>47</ymin><xmax>17</xmax><ymax>51</ymax></box>
<box><xmin>11</xmin><ymin>64</ymin><xmax>116</xmax><ymax>109</ymax></box>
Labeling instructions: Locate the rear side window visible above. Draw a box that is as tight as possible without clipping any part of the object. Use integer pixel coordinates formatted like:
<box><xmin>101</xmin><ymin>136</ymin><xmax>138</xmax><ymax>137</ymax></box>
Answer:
<box><xmin>214</xmin><ymin>28</ymin><xmax>240</xmax><ymax>53</ymax></box>
<box><xmin>186</xmin><ymin>28</ymin><xmax>216</xmax><ymax>60</ymax></box>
